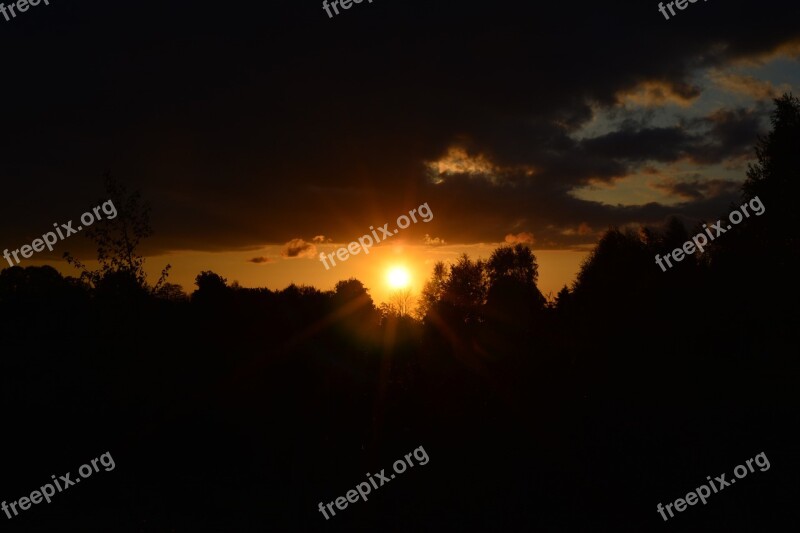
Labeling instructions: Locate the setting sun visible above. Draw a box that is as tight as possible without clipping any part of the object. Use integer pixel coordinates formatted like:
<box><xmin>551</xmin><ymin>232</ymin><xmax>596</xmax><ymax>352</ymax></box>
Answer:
<box><xmin>387</xmin><ymin>266</ymin><xmax>411</xmax><ymax>289</ymax></box>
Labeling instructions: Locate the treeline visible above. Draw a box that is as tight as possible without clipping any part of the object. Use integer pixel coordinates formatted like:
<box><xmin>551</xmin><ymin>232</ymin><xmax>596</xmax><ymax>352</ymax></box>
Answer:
<box><xmin>0</xmin><ymin>95</ymin><xmax>797</xmax><ymax>532</ymax></box>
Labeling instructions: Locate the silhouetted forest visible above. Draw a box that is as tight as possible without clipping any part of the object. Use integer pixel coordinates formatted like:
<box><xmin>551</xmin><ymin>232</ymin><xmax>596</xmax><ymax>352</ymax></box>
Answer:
<box><xmin>2</xmin><ymin>96</ymin><xmax>799</xmax><ymax>531</ymax></box>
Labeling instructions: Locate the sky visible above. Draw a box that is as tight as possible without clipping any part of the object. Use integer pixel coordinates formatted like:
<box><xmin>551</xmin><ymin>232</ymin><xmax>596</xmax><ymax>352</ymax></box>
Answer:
<box><xmin>2</xmin><ymin>0</ymin><xmax>799</xmax><ymax>303</ymax></box>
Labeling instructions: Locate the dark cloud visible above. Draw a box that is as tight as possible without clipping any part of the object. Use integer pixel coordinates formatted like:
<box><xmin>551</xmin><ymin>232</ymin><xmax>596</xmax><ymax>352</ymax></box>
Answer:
<box><xmin>0</xmin><ymin>0</ymin><xmax>796</xmax><ymax>253</ymax></box>
<box><xmin>504</xmin><ymin>232</ymin><xmax>536</xmax><ymax>245</ymax></box>
<box><xmin>690</xmin><ymin>106</ymin><xmax>768</xmax><ymax>164</ymax></box>
<box><xmin>580</xmin><ymin>126</ymin><xmax>700</xmax><ymax>164</ymax></box>
<box><xmin>579</xmin><ymin>106</ymin><xmax>767</xmax><ymax>168</ymax></box>
<box><xmin>653</xmin><ymin>177</ymin><xmax>742</xmax><ymax>201</ymax></box>
<box><xmin>247</xmin><ymin>257</ymin><xmax>275</xmax><ymax>264</ymax></box>
<box><xmin>280</xmin><ymin>239</ymin><xmax>316</xmax><ymax>259</ymax></box>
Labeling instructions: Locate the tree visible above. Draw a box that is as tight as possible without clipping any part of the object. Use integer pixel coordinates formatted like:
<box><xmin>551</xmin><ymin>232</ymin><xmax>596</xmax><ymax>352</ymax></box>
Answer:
<box><xmin>485</xmin><ymin>244</ymin><xmax>546</xmax><ymax>329</ymax></box>
<box><xmin>329</xmin><ymin>278</ymin><xmax>379</xmax><ymax>341</ymax></box>
<box><xmin>424</xmin><ymin>254</ymin><xmax>489</xmax><ymax>327</ymax></box>
<box><xmin>332</xmin><ymin>278</ymin><xmax>378</xmax><ymax>322</ymax></box>
<box><xmin>154</xmin><ymin>282</ymin><xmax>189</xmax><ymax>302</ymax></box>
<box><xmin>419</xmin><ymin>261</ymin><xmax>447</xmax><ymax>319</ymax></box>
<box><xmin>660</xmin><ymin>216</ymin><xmax>689</xmax><ymax>252</ymax></box>
<box><xmin>0</xmin><ymin>265</ymin><xmax>86</xmax><ymax>311</ymax></box>
<box><xmin>699</xmin><ymin>93</ymin><xmax>800</xmax><ymax>314</ymax></box>
<box><xmin>742</xmin><ymin>93</ymin><xmax>800</xmax><ymax>267</ymax></box>
<box><xmin>192</xmin><ymin>271</ymin><xmax>231</xmax><ymax>304</ymax></box>
<box><xmin>64</xmin><ymin>173</ymin><xmax>171</xmax><ymax>293</ymax></box>
<box><xmin>388</xmin><ymin>288</ymin><xmax>415</xmax><ymax>317</ymax></box>
<box><xmin>555</xmin><ymin>285</ymin><xmax>571</xmax><ymax>311</ymax></box>
<box><xmin>486</xmin><ymin>243</ymin><xmax>539</xmax><ymax>287</ymax></box>
<box><xmin>744</xmin><ymin>93</ymin><xmax>800</xmax><ymax>204</ymax></box>
<box><xmin>570</xmin><ymin>227</ymin><xmax>654</xmax><ymax>315</ymax></box>
<box><xmin>444</xmin><ymin>254</ymin><xmax>489</xmax><ymax>312</ymax></box>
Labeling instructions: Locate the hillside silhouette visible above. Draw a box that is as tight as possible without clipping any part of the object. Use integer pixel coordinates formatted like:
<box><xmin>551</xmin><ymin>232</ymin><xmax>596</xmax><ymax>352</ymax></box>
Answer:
<box><xmin>1</xmin><ymin>95</ymin><xmax>798</xmax><ymax>532</ymax></box>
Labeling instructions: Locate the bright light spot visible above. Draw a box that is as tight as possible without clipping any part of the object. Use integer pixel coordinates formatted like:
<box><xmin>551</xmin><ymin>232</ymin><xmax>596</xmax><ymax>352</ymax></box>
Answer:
<box><xmin>387</xmin><ymin>266</ymin><xmax>411</xmax><ymax>289</ymax></box>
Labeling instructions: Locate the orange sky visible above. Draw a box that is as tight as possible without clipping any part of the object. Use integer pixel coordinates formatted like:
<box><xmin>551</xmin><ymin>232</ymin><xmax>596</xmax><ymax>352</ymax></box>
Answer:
<box><xmin>29</xmin><ymin>245</ymin><xmax>588</xmax><ymax>306</ymax></box>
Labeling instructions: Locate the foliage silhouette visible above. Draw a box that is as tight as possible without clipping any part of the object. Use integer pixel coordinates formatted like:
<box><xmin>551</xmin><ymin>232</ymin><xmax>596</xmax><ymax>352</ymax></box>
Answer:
<box><xmin>0</xmin><ymin>96</ymin><xmax>798</xmax><ymax>532</ymax></box>
<box><xmin>64</xmin><ymin>172</ymin><xmax>171</xmax><ymax>295</ymax></box>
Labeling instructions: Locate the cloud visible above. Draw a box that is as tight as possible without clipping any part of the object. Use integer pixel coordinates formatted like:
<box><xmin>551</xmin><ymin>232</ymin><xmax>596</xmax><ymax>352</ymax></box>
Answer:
<box><xmin>426</xmin><ymin>146</ymin><xmax>496</xmax><ymax>180</ymax></box>
<box><xmin>616</xmin><ymin>80</ymin><xmax>702</xmax><ymax>108</ymax></box>
<box><xmin>1</xmin><ymin>0</ymin><xmax>796</xmax><ymax>254</ymax></box>
<box><xmin>690</xmin><ymin>106</ymin><xmax>766</xmax><ymax>164</ymax></box>
<box><xmin>577</xmin><ymin>106</ymin><xmax>765</xmax><ymax>168</ymax></box>
<box><xmin>281</xmin><ymin>239</ymin><xmax>317</xmax><ymax>259</ymax></box>
<box><xmin>423</xmin><ymin>234</ymin><xmax>446</xmax><ymax>246</ymax></box>
<box><xmin>504</xmin><ymin>232</ymin><xmax>535</xmax><ymax>245</ymax></box>
<box><xmin>729</xmin><ymin>38</ymin><xmax>800</xmax><ymax>67</ymax></box>
<box><xmin>710</xmin><ymin>72</ymin><xmax>787</xmax><ymax>100</ymax></box>
<box><xmin>580</xmin><ymin>125</ymin><xmax>700</xmax><ymax>164</ymax></box>
<box><xmin>312</xmin><ymin>235</ymin><xmax>329</xmax><ymax>243</ymax></box>
<box><xmin>248</xmin><ymin>256</ymin><xmax>275</xmax><ymax>264</ymax></box>
<box><xmin>561</xmin><ymin>223</ymin><xmax>594</xmax><ymax>236</ymax></box>
<box><xmin>425</xmin><ymin>146</ymin><xmax>535</xmax><ymax>186</ymax></box>
<box><xmin>653</xmin><ymin>177</ymin><xmax>741</xmax><ymax>201</ymax></box>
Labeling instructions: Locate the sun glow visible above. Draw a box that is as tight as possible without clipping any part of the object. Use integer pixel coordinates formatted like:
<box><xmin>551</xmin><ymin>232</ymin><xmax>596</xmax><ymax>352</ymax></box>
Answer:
<box><xmin>386</xmin><ymin>266</ymin><xmax>411</xmax><ymax>289</ymax></box>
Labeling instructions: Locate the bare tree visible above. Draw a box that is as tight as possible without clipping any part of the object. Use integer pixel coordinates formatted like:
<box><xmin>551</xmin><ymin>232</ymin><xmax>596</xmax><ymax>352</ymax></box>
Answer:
<box><xmin>388</xmin><ymin>287</ymin><xmax>415</xmax><ymax>317</ymax></box>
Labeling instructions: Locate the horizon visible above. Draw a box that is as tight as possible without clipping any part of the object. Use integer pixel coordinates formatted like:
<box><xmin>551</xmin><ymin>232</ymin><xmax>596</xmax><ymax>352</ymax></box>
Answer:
<box><xmin>1</xmin><ymin>0</ymin><xmax>798</xmax><ymax>530</ymax></box>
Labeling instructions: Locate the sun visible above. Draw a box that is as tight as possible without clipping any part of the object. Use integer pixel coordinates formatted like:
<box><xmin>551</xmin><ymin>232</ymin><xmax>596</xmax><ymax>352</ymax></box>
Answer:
<box><xmin>386</xmin><ymin>266</ymin><xmax>411</xmax><ymax>289</ymax></box>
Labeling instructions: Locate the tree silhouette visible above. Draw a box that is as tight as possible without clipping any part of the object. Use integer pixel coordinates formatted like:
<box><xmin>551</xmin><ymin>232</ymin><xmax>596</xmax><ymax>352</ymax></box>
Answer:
<box><xmin>441</xmin><ymin>254</ymin><xmax>488</xmax><ymax>325</ymax></box>
<box><xmin>418</xmin><ymin>253</ymin><xmax>490</xmax><ymax>336</ymax></box>
<box><xmin>660</xmin><ymin>216</ymin><xmax>690</xmax><ymax>252</ymax></box>
<box><xmin>570</xmin><ymin>227</ymin><xmax>657</xmax><ymax>321</ymax></box>
<box><xmin>331</xmin><ymin>278</ymin><xmax>379</xmax><ymax>329</ymax></box>
<box><xmin>64</xmin><ymin>173</ymin><xmax>171</xmax><ymax>293</ymax></box>
<box><xmin>744</xmin><ymin>93</ymin><xmax>800</xmax><ymax>204</ymax></box>
<box><xmin>742</xmin><ymin>93</ymin><xmax>800</xmax><ymax>268</ymax></box>
<box><xmin>554</xmin><ymin>284</ymin><xmax>571</xmax><ymax>311</ymax></box>
<box><xmin>419</xmin><ymin>261</ymin><xmax>447</xmax><ymax>320</ymax></box>
<box><xmin>192</xmin><ymin>270</ymin><xmax>231</xmax><ymax>305</ymax></box>
<box><xmin>484</xmin><ymin>244</ymin><xmax>546</xmax><ymax>331</ymax></box>
<box><xmin>154</xmin><ymin>282</ymin><xmax>189</xmax><ymax>302</ymax></box>
<box><xmin>386</xmin><ymin>287</ymin><xmax>415</xmax><ymax>318</ymax></box>
<box><xmin>486</xmin><ymin>243</ymin><xmax>540</xmax><ymax>286</ymax></box>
